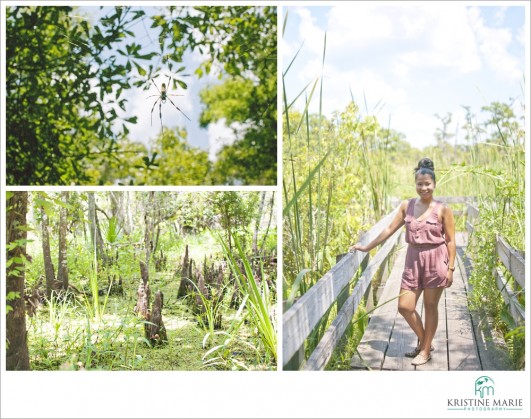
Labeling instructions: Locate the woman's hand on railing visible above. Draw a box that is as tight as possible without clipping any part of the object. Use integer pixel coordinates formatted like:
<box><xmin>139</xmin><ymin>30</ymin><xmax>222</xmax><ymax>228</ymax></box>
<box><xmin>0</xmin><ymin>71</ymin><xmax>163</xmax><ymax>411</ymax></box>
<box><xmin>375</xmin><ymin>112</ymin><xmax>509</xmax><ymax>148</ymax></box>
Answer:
<box><xmin>349</xmin><ymin>243</ymin><xmax>368</xmax><ymax>253</ymax></box>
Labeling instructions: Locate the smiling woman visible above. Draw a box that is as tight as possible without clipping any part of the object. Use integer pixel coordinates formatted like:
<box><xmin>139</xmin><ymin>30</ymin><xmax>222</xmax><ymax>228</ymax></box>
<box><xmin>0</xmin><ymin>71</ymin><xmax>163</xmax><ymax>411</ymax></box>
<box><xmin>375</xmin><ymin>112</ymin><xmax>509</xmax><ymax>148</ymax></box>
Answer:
<box><xmin>5</xmin><ymin>5</ymin><xmax>277</xmax><ymax>186</ymax></box>
<box><xmin>349</xmin><ymin>157</ymin><xmax>456</xmax><ymax>366</ymax></box>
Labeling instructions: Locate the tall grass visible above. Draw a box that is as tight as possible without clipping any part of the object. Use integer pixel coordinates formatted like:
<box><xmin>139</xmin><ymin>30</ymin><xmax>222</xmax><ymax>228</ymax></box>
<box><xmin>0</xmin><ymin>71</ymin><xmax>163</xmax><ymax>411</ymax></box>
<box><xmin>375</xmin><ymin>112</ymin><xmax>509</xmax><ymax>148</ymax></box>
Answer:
<box><xmin>81</xmin><ymin>251</ymin><xmax>112</xmax><ymax>322</ymax></box>
<box><xmin>217</xmin><ymin>233</ymin><xmax>277</xmax><ymax>362</ymax></box>
<box><xmin>282</xmin><ymin>28</ymin><xmax>333</xmax><ymax>299</ymax></box>
<box><xmin>46</xmin><ymin>292</ymin><xmax>76</xmax><ymax>343</ymax></box>
<box><xmin>282</xmin><ymin>14</ymin><xmax>400</xmax><ymax>366</ymax></box>
<box><xmin>464</xmin><ymin>102</ymin><xmax>525</xmax><ymax>369</ymax></box>
<box><xmin>200</xmin><ymin>294</ymin><xmax>263</xmax><ymax>370</ymax></box>
<box><xmin>189</xmin><ymin>279</ymin><xmax>226</xmax><ymax>347</ymax></box>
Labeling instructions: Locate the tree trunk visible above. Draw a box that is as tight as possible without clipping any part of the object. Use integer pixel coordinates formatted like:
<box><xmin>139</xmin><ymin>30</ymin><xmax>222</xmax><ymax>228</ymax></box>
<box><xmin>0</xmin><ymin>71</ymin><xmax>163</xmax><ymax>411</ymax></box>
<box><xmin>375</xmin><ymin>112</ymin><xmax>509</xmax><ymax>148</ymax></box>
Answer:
<box><xmin>177</xmin><ymin>245</ymin><xmax>190</xmax><ymax>298</ymax></box>
<box><xmin>260</xmin><ymin>192</ymin><xmax>275</xmax><ymax>253</ymax></box>
<box><xmin>87</xmin><ymin>192</ymin><xmax>108</xmax><ymax>265</ymax></box>
<box><xmin>134</xmin><ymin>261</ymin><xmax>151</xmax><ymax>319</ymax></box>
<box><xmin>153</xmin><ymin>225</ymin><xmax>161</xmax><ymax>260</ymax></box>
<box><xmin>253</xmin><ymin>191</ymin><xmax>266</xmax><ymax>254</ymax></box>
<box><xmin>40</xmin><ymin>205</ymin><xmax>56</xmax><ymax>298</ymax></box>
<box><xmin>194</xmin><ymin>272</ymin><xmax>207</xmax><ymax>316</ymax></box>
<box><xmin>57</xmin><ymin>191</ymin><xmax>69</xmax><ymax>290</ymax></box>
<box><xmin>143</xmin><ymin>192</ymin><xmax>155</xmax><ymax>267</ymax></box>
<box><xmin>225</xmin><ymin>212</ymin><xmax>232</xmax><ymax>252</ymax></box>
<box><xmin>6</xmin><ymin>192</ymin><xmax>31</xmax><ymax>370</ymax></box>
<box><xmin>110</xmin><ymin>191</ymin><xmax>132</xmax><ymax>236</ymax></box>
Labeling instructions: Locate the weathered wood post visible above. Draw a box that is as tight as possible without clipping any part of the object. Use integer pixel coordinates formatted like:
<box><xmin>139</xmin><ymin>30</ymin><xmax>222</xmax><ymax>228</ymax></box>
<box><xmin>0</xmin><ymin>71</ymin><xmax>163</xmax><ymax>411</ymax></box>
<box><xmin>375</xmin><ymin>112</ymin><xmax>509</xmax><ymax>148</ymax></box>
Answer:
<box><xmin>177</xmin><ymin>245</ymin><xmax>191</xmax><ymax>298</ymax></box>
<box><xmin>282</xmin><ymin>298</ymin><xmax>305</xmax><ymax>371</ymax></box>
<box><xmin>146</xmin><ymin>290</ymin><xmax>167</xmax><ymax>345</ymax></box>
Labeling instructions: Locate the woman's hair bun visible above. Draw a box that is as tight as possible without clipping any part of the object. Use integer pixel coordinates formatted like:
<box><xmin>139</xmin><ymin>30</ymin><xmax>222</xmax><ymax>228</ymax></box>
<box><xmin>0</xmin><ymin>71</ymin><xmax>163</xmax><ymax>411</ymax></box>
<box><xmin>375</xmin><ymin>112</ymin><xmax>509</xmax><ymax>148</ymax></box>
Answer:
<box><xmin>414</xmin><ymin>157</ymin><xmax>434</xmax><ymax>173</ymax></box>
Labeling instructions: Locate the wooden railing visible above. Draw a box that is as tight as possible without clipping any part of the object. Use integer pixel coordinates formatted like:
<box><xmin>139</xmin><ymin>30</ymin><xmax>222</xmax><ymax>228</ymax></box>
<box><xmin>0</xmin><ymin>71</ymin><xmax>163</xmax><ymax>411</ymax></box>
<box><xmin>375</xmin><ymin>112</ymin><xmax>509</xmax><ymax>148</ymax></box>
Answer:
<box><xmin>494</xmin><ymin>235</ymin><xmax>525</xmax><ymax>325</ymax></box>
<box><xmin>283</xmin><ymin>196</ymin><xmax>474</xmax><ymax>371</ymax></box>
<box><xmin>465</xmin><ymin>202</ymin><xmax>479</xmax><ymax>235</ymax></box>
<box><xmin>283</xmin><ymin>207</ymin><xmax>401</xmax><ymax>370</ymax></box>
<box><xmin>465</xmin><ymin>202</ymin><xmax>524</xmax><ymax>326</ymax></box>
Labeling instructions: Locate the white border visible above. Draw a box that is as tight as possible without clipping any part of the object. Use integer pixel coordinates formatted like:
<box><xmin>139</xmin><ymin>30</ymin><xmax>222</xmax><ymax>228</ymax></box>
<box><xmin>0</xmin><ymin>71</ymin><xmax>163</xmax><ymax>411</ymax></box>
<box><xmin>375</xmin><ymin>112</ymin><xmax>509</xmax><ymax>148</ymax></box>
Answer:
<box><xmin>1</xmin><ymin>2</ymin><xmax>531</xmax><ymax>419</ymax></box>
<box><xmin>276</xmin><ymin>3</ymin><xmax>284</xmax><ymax>372</ymax></box>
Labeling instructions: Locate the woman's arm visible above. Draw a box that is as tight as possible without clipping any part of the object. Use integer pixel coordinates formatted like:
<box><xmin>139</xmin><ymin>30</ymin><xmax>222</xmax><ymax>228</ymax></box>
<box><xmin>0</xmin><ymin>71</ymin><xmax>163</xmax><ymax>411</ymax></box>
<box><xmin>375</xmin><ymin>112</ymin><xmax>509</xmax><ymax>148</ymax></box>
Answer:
<box><xmin>442</xmin><ymin>205</ymin><xmax>456</xmax><ymax>287</ymax></box>
<box><xmin>349</xmin><ymin>200</ymin><xmax>408</xmax><ymax>253</ymax></box>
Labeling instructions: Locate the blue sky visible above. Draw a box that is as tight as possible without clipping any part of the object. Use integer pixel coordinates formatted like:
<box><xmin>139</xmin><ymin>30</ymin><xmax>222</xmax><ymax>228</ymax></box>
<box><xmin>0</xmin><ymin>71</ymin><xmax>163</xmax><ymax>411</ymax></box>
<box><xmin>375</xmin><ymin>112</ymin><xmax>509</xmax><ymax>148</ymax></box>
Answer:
<box><xmin>282</xmin><ymin>3</ymin><xmax>527</xmax><ymax>149</ymax></box>
<box><xmin>78</xmin><ymin>6</ymin><xmax>238</xmax><ymax>161</ymax></box>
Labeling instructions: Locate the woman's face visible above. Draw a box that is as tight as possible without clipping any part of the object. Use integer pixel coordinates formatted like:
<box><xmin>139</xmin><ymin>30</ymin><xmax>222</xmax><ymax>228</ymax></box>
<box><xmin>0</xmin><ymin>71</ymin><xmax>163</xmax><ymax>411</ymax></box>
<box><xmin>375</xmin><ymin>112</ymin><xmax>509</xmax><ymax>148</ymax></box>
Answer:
<box><xmin>415</xmin><ymin>173</ymin><xmax>435</xmax><ymax>199</ymax></box>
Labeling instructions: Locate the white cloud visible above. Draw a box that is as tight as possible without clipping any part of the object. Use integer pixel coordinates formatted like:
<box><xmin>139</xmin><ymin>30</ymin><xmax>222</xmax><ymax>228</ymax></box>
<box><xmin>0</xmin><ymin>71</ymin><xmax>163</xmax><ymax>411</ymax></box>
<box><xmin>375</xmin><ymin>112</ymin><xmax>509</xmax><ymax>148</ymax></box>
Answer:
<box><xmin>396</xmin><ymin>4</ymin><xmax>481</xmax><ymax>74</ymax></box>
<box><xmin>389</xmin><ymin>106</ymin><xmax>440</xmax><ymax>149</ymax></box>
<box><xmin>293</xmin><ymin>57</ymin><xmax>408</xmax><ymax>118</ymax></box>
<box><xmin>391</xmin><ymin>61</ymin><xmax>410</xmax><ymax>79</ymax></box>
<box><xmin>326</xmin><ymin>3</ymin><xmax>394</xmax><ymax>48</ymax></box>
<box><xmin>294</xmin><ymin>6</ymin><xmax>326</xmax><ymax>56</ymax></box>
<box><xmin>284</xmin><ymin>4</ymin><xmax>525</xmax><ymax>151</ymax></box>
<box><xmin>494</xmin><ymin>6</ymin><xmax>508</xmax><ymax>26</ymax></box>
<box><xmin>206</xmin><ymin>119</ymin><xmax>249</xmax><ymax>161</ymax></box>
<box><xmin>516</xmin><ymin>25</ymin><xmax>526</xmax><ymax>47</ymax></box>
<box><xmin>468</xmin><ymin>7</ymin><xmax>522</xmax><ymax>81</ymax></box>
<box><xmin>295</xmin><ymin>4</ymin><xmax>482</xmax><ymax>75</ymax></box>
<box><xmin>282</xmin><ymin>38</ymin><xmax>295</xmax><ymax>62</ymax></box>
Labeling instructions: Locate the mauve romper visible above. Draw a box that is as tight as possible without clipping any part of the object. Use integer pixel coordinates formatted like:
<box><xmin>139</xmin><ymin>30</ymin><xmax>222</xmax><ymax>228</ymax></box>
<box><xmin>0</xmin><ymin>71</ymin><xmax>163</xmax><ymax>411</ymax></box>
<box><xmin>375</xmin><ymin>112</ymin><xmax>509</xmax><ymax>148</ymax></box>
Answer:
<box><xmin>402</xmin><ymin>199</ymin><xmax>449</xmax><ymax>290</ymax></box>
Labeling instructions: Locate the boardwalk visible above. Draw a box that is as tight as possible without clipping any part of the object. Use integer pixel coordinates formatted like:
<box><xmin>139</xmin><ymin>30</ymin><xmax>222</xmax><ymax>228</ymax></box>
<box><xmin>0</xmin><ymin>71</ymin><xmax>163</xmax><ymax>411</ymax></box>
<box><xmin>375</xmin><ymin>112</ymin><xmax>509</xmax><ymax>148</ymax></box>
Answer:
<box><xmin>351</xmin><ymin>231</ymin><xmax>482</xmax><ymax>371</ymax></box>
<box><xmin>283</xmin><ymin>197</ymin><xmax>522</xmax><ymax>371</ymax></box>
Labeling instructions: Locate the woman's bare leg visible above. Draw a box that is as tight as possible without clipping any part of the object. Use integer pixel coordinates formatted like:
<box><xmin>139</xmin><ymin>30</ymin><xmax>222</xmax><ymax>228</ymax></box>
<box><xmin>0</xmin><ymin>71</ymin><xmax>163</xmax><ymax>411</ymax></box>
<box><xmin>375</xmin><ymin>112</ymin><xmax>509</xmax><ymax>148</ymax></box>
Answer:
<box><xmin>398</xmin><ymin>288</ymin><xmax>424</xmax><ymax>346</ymax></box>
<box><xmin>418</xmin><ymin>287</ymin><xmax>444</xmax><ymax>357</ymax></box>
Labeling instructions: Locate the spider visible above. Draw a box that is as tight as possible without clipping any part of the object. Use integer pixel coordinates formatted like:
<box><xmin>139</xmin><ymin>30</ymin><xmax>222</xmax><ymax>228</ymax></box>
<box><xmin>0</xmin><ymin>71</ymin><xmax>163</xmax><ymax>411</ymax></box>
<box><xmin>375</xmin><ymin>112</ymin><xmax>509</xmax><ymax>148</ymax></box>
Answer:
<box><xmin>147</xmin><ymin>77</ymin><xmax>191</xmax><ymax>132</ymax></box>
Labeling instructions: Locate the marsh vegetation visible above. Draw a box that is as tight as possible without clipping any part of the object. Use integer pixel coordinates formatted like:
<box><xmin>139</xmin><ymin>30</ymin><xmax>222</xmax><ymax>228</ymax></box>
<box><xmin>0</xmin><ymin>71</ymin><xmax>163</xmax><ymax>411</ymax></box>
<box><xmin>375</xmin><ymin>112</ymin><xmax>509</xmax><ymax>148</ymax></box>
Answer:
<box><xmin>6</xmin><ymin>191</ymin><xmax>277</xmax><ymax>371</ymax></box>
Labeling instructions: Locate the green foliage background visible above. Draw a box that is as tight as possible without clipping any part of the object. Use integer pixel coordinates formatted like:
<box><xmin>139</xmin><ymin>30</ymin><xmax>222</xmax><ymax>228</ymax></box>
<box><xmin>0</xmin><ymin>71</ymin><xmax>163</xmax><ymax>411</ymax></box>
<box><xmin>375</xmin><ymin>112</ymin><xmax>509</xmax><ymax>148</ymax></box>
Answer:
<box><xmin>6</xmin><ymin>6</ymin><xmax>277</xmax><ymax>186</ymax></box>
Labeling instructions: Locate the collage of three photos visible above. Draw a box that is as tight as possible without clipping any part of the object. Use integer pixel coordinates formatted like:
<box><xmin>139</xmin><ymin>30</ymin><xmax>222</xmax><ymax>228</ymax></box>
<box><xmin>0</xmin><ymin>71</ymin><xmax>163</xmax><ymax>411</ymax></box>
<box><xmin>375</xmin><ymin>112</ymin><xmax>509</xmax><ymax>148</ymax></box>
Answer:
<box><xmin>3</xmin><ymin>3</ymin><xmax>527</xmax><ymax>386</ymax></box>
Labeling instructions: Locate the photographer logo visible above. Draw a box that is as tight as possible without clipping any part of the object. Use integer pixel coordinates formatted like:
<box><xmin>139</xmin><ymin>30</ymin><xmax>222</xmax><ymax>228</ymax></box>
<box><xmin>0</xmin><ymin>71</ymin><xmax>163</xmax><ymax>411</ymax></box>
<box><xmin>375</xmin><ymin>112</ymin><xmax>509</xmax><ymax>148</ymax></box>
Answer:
<box><xmin>475</xmin><ymin>376</ymin><xmax>495</xmax><ymax>398</ymax></box>
<box><xmin>447</xmin><ymin>376</ymin><xmax>523</xmax><ymax>412</ymax></box>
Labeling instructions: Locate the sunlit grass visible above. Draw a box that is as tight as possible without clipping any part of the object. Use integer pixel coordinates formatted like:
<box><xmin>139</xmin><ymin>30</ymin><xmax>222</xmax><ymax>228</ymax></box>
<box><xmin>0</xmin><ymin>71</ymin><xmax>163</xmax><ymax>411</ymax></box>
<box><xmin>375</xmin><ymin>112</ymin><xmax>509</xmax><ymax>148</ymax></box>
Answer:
<box><xmin>25</xmin><ymin>225</ymin><xmax>277</xmax><ymax>371</ymax></box>
<box><xmin>27</xmin><ymin>293</ymin><xmax>272</xmax><ymax>371</ymax></box>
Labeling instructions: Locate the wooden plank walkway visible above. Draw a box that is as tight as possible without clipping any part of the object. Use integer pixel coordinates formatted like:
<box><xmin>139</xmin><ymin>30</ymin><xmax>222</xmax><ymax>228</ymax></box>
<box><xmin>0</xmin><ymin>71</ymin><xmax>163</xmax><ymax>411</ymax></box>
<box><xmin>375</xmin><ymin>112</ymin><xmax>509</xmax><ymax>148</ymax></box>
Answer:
<box><xmin>351</xmin><ymin>232</ymin><xmax>482</xmax><ymax>371</ymax></box>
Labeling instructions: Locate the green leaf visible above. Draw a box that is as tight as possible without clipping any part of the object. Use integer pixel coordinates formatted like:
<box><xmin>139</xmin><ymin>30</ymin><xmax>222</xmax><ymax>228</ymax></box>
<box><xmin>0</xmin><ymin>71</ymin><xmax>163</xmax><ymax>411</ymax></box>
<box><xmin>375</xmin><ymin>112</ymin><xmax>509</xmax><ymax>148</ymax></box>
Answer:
<box><xmin>6</xmin><ymin>291</ymin><xmax>21</xmax><ymax>301</ymax></box>
<box><xmin>283</xmin><ymin>150</ymin><xmax>331</xmax><ymax>217</ymax></box>
<box><xmin>136</xmin><ymin>52</ymin><xmax>158</xmax><ymax>60</ymax></box>
<box><xmin>34</xmin><ymin>198</ymin><xmax>55</xmax><ymax>217</ymax></box>
<box><xmin>287</xmin><ymin>269</ymin><xmax>312</xmax><ymax>309</ymax></box>
<box><xmin>133</xmin><ymin>60</ymin><xmax>146</xmax><ymax>76</ymax></box>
